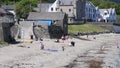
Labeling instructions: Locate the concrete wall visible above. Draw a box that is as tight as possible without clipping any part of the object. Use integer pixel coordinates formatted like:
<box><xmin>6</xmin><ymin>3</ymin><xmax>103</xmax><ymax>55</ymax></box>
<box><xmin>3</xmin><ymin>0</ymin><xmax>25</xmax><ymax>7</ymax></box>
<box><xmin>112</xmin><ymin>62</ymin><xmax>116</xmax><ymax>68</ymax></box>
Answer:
<box><xmin>113</xmin><ymin>25</ymin><xmax>120</xmax><ymax>33</ymax></box>
<box><xmin>19</xmin><ymin>21</ymin><xmax>35</xmax><ymax>40</ymax></box>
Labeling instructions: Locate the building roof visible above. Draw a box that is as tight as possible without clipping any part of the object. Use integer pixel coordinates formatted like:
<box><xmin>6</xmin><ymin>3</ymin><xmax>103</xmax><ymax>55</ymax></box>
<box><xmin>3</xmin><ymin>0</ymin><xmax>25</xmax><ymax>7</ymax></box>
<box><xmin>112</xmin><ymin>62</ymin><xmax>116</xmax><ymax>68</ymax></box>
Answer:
<box><xmin>2</xmin><ymin>5</ymin><xmax>15</xmax><ymax>10</ymax></box>
<box><xmin>27</xmin><ymin>12</ymin><xmax>65</xmax><ymax>20</ymax></box>
<box><xmin>34</xmin><ymin>4</ymin><xmax>52</xmax><ymax>12</ymax></box>
<box><xmin>86</xmin><ymin>2</ymin><xmax>96</xmax><ymax>8</ymax></box>
<box><xmin>59</xmin><ymin>0</ymin><xmax>74</xmax><ymax>5</ymax></box>
<box><xmin>0</xmin><ymin>8</ymin><xmax>6</xmax><ymax>14</ymax></box>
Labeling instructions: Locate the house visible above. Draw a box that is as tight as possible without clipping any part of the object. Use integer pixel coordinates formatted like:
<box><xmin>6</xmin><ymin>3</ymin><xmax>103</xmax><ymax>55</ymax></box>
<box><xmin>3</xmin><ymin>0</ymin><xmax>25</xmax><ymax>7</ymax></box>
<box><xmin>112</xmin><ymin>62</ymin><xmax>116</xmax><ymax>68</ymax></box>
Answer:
<box><xmin>85</xmin><ymin>2</ymin><xmax>117</xmax><ymax>23</ymax></box>
<box><xmin>99</xmin><ymin>8</ymin><xmax>117</xmax><ymax>23</ymax></box>
<box><xmin>85</xmin><ymin>2</ymin><xmax>100</xmax><ymax>22</ymax></box>
<box><xmin>27</xmin><ymin>12</ymin><xmax>68</xmax><ymax>39</ymax></box>
<box><xmin>34</xmin><ymin>4</ymin><xmax>52</xmax><ymax>12</ymax></box>
<box><xmin>0</xmin><ymin>8</ymin><xmax>16</xmax><ymax>42</ymax></box>
<box><xmin>48</xmin><ymin>0</ymin><xmax>86</xmax><ymax>23</ymax></box>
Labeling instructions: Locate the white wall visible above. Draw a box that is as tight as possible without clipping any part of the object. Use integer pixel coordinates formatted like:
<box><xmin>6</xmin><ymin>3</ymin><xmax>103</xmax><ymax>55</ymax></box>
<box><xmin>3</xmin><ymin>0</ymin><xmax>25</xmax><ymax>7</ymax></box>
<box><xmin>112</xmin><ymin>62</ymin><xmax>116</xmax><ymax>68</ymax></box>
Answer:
<box><xmin>48</xmin><ymin>0</ymin><xmax>59</xmax><ymax>12</ymax></box>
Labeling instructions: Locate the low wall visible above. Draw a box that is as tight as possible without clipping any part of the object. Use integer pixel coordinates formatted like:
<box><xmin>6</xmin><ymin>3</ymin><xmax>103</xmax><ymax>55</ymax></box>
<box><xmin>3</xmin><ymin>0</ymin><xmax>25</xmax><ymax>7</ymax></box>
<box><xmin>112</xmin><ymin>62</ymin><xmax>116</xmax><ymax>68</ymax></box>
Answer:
<box><xmin>113</xmin><ymin>25</ymin><xmax>120</xmax><ymax>33</ymax></box>
<box><xmin>87</xmin><ymin>22</ymin><xmax>114</xmax><ymax>31</ymax></box>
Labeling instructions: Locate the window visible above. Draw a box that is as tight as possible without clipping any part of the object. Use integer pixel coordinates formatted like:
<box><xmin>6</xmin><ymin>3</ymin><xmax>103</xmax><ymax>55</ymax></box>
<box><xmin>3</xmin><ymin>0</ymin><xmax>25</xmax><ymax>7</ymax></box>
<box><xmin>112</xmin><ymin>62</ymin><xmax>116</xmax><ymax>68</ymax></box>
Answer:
<box><xmin>70</xmin><ymin>18</ymin><xmax>72</xmax><ymax>22</ymax></box>
<box><xmin>60</xmin><ymin>9</ymin><xmax>63</xmax><ymax>12</ymax></box>
<box><xmin>104</xmin><ymin>13</ymin><xmax>107</xmax><ymax>15</ymax></box>
<box><xmin>56</xmin><ymin>8</ymin><xmax>58</xmax><ymax>11</ymax></box>
<box><xmin>51</xmin><ymin>7</ymin><xmax>53</xmax><ymax>11</ymax></box>
<box><xmin>69</xmin><ymin>9</ymin><xmax>71</xmax><ymax>12</ymax></box>
<box><xmin>59</xmin><ymin>1</ymin><xmax>61</xmax><ymax>4</ymax></box>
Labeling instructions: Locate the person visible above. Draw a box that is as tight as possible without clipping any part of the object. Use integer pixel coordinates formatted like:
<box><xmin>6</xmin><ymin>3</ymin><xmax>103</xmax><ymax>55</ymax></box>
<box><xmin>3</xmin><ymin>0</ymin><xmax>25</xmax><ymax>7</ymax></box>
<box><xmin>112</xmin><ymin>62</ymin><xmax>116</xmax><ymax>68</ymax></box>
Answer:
<box><xmin>40</xmin><ymin>42</ymin><xmax>44</xmax><ymax>50</ymax></box>
<box><xmin>71</xmin><ymin>41</ymin><xmax>75</xmax><ymax>47</ymax></box>
<box><xmin>93</xmin><ymin>37</ymin><xmax>96</xmax><ymax>39</ymax></box>
<box><xmin>87</xmin><ymin>34</ymin><xmax>89</xmax><ymax>38</ymax></box>
<box><xmin>62</xmin><ymin>46</ymin><xmax>65</xmax><ymax>51</ymax></box>
<box><xmin>65</xmin><ymin>35</ymin><xmax>69</xmax><ymax>40</ymax></box>
<box><xmin>39</xmin><ymin>37</ymin><xmax>43</xmax><ymax>41</ymax></box>
<box><xmin>55</xmin><ymin>39</ymin><xmax>59</xmax><ymax>43</ymax></box>
<box><xmin>117</xmin><ymin>45</ymin><xmax>119</xmax><ymax>48</ymax></box>
<box><xmin>61</xmin><ymin>35</ymin><xmax>65</xmax><ymax>40</ymax></box>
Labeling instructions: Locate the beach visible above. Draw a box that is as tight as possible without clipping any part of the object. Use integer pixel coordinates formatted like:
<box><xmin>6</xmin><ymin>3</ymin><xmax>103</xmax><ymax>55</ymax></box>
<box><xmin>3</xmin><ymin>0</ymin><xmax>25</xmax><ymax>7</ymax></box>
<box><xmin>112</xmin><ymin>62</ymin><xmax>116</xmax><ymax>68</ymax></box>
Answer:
<box><xmin>0</xmin><ymin>33</ymin><xmax>120</xmax><ymax>68</ymax></box>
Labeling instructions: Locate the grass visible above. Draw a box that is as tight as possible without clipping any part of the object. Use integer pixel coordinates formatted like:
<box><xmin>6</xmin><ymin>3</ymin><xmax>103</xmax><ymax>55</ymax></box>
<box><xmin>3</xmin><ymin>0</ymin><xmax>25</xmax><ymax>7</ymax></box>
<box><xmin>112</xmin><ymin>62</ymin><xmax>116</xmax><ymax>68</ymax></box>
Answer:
<box><xmin>68</xmin><ymin>24</ymin><xmax>107</xmax><ymax>34</ymax></box>
<box><xmin>0</xmin><ymin>40</ymin><xmax>7</xmax><ymax>44</ymax></box>
<box><xmin>0</xmin><ymin>40</ymin><xmax>8</xmax><ymax>48</ymax></box>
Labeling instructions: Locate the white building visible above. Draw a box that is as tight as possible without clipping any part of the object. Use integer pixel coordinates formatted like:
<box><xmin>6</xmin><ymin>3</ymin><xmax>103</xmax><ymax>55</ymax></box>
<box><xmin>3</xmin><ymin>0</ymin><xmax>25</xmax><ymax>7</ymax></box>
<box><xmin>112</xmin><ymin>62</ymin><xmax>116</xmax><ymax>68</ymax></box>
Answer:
<box><xmin>99</xmin><ymin>8</ymin><xmax>117</xmax><ymax>23</ymax></box>
<box><xmin>48</xmin><ymin>0</ymin><xmax>59</xmax><ymax>12</ymax></box>
<box><xmin>48</xmin><ymin>0</ymin><xmax>86</xmax><ymax>23</ymax></box>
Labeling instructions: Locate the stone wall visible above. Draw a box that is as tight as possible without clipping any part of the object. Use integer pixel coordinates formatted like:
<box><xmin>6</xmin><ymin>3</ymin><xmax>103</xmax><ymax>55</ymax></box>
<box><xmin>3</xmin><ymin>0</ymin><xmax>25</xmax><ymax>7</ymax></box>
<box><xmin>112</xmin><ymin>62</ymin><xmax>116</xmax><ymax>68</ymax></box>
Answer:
<box><xmin>19</xmin><ymin>20</ymin><xmax>67</xmax><ymax>40</ymax></box>
<box><xmin>1</xmin><ymin>23</ymin><xmax>16</xmax><ymax>42</ymax></box>
<box><xmin>10</xmin><ymin>24</ymin><xmax>19</xmax><ymax>39</ymax></box>
<box><xmin>33</xmin><ymin>25</ymin><xmax>50</xmax><ymax>39</ymax></box>
<box><xmin>0</xmin><ymin>23</ymin><xmax>4</xmax><ymax>41</ymax></box>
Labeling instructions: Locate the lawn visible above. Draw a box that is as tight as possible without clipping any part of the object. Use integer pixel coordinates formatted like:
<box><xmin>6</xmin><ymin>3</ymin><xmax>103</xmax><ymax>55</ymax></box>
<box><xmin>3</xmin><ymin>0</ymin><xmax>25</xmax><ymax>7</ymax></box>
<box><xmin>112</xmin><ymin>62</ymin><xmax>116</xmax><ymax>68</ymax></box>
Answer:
<box><xmin>68</xmin><ymin>24</ymin><xmax>107</xmax><ymax>34</ymax></box>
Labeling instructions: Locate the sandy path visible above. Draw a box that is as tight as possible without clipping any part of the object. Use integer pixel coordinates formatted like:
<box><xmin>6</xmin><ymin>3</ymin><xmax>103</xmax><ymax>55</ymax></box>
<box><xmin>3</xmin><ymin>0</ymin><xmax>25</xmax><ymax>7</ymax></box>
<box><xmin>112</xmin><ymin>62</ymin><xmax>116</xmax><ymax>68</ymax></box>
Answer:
<box><xmin>0</xmin><ymin>33</ymin><xmax>120</xmax><ymax>68</ymax></box>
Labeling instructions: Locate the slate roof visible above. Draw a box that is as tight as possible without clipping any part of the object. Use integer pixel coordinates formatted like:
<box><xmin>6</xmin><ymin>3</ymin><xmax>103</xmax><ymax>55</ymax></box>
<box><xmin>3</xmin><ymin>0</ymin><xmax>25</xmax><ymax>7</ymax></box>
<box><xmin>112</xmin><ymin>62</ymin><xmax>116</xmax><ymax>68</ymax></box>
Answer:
<box><xmin>2</xmin><ymin>5</ymin><xmax>15</xmax><ymax>10</ymax></box>
<box><xmin>27</xmin><ymin>12</ymin><xmax>65</xmax><ymax>20</ymax></box>
<box><xmin>34</xmin><ymin>4</ymin><xmax>52</xmax><ymax>12</ymax></box>
<box><xmin>59</xmin><ymin>0</ymin><xmax>74</xmax><ymax>5</ymax></box>
<box><xmin>0</xmin><ymin>8</ymin><xmax>6</xmax><ymax>14</ymax></box>
<box><xmin>86</xmin><ymin>2</ymin><xmax>95</xmax><ymax>8</ymax></box>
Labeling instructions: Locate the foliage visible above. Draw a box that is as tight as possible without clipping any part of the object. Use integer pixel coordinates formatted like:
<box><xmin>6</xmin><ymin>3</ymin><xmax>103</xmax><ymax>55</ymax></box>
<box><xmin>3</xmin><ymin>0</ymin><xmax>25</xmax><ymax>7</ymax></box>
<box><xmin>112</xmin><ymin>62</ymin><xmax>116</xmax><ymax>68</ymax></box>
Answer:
<box><xmin>0</xmin><ymin>0</ymin><xmax>21</xmax><ymax>5</ymax></box>
<box><xmin>42</xmin><ymin>0</ymin><xmax>55</xmax><ymax>3</ymax></box>
<box><xmin>68</xmin><ymin>24</ymin><xmax>107</xmax><ymax>33</ymax></box>
<box><xmin>15</xmin><ymin>0</ymin><xmax>39</xmax><ymax>19</ymax></box>
<box><xmin>87</xmin><ymin>0</ymin><xmax>120</xmax><ymax>15</ymax></box>
<box><xmin>0</xmin><ymin>40</ymin><xmax>6</xmax><ymax>44</ymax></box>
<box><xmin>0</xmin><ymin>0</ymin><xmax>55</xmax><ymax>4</ymax></box>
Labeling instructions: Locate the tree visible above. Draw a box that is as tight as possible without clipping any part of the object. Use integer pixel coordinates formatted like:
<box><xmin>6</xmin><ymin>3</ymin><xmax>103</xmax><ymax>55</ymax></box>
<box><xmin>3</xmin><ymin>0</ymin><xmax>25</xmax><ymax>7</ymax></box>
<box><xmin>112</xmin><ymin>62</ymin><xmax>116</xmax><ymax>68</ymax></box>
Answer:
<box><xmin>15</xmin><ymin>0</ymin><xmax>39</xmax><ymax>19</ymax></box>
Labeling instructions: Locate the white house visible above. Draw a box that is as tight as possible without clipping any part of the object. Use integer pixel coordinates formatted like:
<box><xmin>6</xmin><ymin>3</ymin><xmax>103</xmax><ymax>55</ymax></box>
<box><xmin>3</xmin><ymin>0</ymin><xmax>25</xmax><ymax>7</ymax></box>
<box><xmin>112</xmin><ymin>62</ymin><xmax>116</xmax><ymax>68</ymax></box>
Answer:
<box><xmin>48</xmin><ymin>0</ymin><xmax>86</xmax><ymax>23</ymax></box>
<box><xmin>48</xmin><ymin>0</ymin><xmax>59</xmax><ymax>12</ymax></box>
<box><xmin>99</xmin><ymin>8</ymin><xmax>117</xmax><ymax>23</ymax></box>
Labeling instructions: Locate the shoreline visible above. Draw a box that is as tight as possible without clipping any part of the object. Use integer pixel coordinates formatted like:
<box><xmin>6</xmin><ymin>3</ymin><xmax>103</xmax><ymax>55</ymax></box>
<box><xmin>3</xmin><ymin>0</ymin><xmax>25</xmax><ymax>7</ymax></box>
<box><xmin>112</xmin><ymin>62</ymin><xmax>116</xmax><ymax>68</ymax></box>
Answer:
<box><xmin>0</xmin><ymin>33</ymin><xmax>120</xmax><ymax>68</ymax></box>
